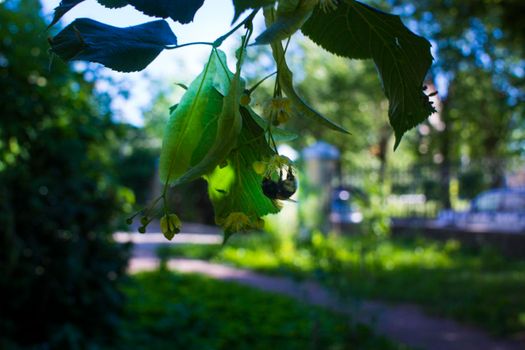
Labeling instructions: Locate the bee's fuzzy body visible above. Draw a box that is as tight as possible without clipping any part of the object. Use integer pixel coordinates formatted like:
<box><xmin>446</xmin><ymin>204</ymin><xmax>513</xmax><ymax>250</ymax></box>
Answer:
<box><xmin>262</xmin><ymin>171</ymin><xmax>297</xmax><ymax>200</ymax></box>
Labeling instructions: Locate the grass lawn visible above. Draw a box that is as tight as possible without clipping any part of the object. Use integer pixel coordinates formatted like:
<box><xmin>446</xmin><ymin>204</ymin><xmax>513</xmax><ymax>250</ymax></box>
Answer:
<box><xmin>158</xmin><ymin>233</ymin><xmax>525</xmax><ymax>337</ymax></box>
<box><xmin>116</xmin><ymin>271</ymin><xmax>406</xmax><ymax>349</ymax></box>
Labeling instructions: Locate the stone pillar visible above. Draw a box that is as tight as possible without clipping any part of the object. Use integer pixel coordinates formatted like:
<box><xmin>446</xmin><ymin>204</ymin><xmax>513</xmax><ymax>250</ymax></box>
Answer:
<box><xmin>299</xmin><ymin>142</ymin><xmax>340</xmax><ymax>238</ymax></box>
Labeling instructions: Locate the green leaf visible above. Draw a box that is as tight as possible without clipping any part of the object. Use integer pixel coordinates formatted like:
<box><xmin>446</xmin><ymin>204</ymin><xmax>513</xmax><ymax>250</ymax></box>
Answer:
<box><xmin>127</xmin><ymin>0</ymin><xmax>205</xmax><ymax>24</ymax></box>
<box><xmin>159</xmin><ymin>50</ymin><xmax>232</xmax><ymax>185</ymax></box>
<box><xmin>301</xmin><ymin>0</ymin><xmax>435</xmax><ymax>148</ymax></box>
<box><xmin>49</xmin><ymin>18</ymin><xmax>177</xmax><ymax>72</ymax></box>
<box><xmin>276</xmin><ymin>0</ymin><xmax>301</xmax><ymax>13</ymax></box>
<box><xmin>174</xmin><ymin>50</ymin><xmax>245</xmax><ymax>185</ymax></box>
<box><xmin>269</xmin><ymin>127</ymin><xmax>298</xmax><ymax>142</ymax></box>
<box><xmin>206</xmin><ymin>106</ymin><xmax>280</xmax><ymax>235</ymax></box>
<box><xmin>247</xmin><ymin>107</ymin><xmax>298</xmax><ymax>142</ymax></box>
<box><xmin>264</xmin><ymin>8</ymin><xmax>349</xmax><ymax>134</ymax></box>
<box><xmin>48</xmin><ymin>0</ymin><xmax>85</xmax><ymax>28</ymax></box>
<box><xmin>254</xmin><ymin>0</ymin><xmax>316</xmax><ymax>45</ymax></box>
<box><xmin>97</xmin><ymin>0</ymin><xmax>128</xmax><ymax>8</ymax></box>
<box><xmin>231</xmin><ymin>0</ymin><xmax>276</xmax><ymax>23</ymax></box>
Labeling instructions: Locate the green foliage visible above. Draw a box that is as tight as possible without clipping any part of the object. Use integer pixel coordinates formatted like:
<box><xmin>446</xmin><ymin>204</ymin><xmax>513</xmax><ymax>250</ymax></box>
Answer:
<box><xmin>118</xmin><ymin>271</ymin><xmax>405</xmax><ymax>349</ymax></box>
<box><xmin>458</xmin><ymin>168</ymin><xmax>488</xmax><ymax>200</ymax></box>
<box><xmin>159</xmin><ymin>50</ymin><xmax>232</xmax><ymax>184</ymax></box>
<box><xmin>206</xmin><ymin>107</ymin><xmax>281</xmax><ymax>237</ymax></box>
<box><xmin>302</xmin><ymin>1</ymin><xmax>436</xmax><ymax>148</ymax></box>
<box><xmin>265</xmin><ymin>41</ymin><xmax>393</xmax><ymax>170</ymax></box>
<box><xmin>392</xmin><ymin>0</ymin><xmax>524</xmax><ymax>203</ymax></box>
<box><xmin>47</xmin><ymin>0</ymin><xmax>434</xmax><ymax>238</ymax></box>
<box><xmin>173</xmin><ymin>45</ymin><xmax>246</xmax><ymax>185</ymax></box>
<box><xmin>161</xmin><ymin>234</ymin><xmax>525</xmax><ymax>336</ymax></box>
<box><xmin>266</xmin><ymin>7</ymin><xmax>349</xmax><ymax>134</ymax></box>
<box><xmin>114</xmin><ymin>128</ymin><xmax>159</xmax><ymax>205</ymax></box>
<box><xmin>0</xmin><ymin>1</ymin><xmax>132</xmax><ymax>348</ymax></box>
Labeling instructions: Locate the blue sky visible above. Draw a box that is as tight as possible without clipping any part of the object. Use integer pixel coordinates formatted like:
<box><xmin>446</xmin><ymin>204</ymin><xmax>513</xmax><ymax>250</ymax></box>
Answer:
<box><xmin>40</xmin><ymin>0</ymin><xmax>244</xmax><ymax>125</ymax></box>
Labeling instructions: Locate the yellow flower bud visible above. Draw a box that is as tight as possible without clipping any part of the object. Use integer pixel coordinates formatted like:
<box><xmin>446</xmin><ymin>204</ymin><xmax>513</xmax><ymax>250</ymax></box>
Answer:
<box><xmin>240</xmin><ymin>94</ymin><xmax>251</xmax><ymax>106</ymax></box>
<box><xmin>263</xmin><ymin>97</ymin><xmax>292</xmax><ymax>125</ymax></box>
<box><xmin>252</xmin><ymin>161</ymin><xmax>267</xmax><ymax>175</ymax></box>
<box><xmin>160</xmin><ymin>214</ymin><xmax>182</xmax><ymax>240</ymax></box>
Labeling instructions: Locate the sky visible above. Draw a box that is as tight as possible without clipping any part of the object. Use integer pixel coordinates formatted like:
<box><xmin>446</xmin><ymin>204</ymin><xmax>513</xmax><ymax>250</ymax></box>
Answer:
<box><xmin>40</xmin><ymin>0</ymin><xmax>244</xmax><ymax>125</ymax></box>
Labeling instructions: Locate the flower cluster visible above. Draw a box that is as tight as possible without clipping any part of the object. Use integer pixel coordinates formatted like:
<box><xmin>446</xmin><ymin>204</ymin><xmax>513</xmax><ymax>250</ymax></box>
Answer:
<box><xmin>252</xmin><ymin>154</ymin><xmax>293</xmax><ymax>178</ymax></box>
<box><xmin>218</xmin><ymin>212</ymin><xmax>264</xmax><ymax>233</ymax></box>
<box><xmin>264</xmin><ymin>97</ymin><xmax>292</xmax><ymax>125</ymax></box>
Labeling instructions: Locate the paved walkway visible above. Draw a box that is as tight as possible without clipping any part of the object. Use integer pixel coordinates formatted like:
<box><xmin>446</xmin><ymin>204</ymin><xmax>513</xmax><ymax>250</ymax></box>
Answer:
<box><xmin>114</xmin><ymin>223</ymin><xmax>222</xmax><ymax>259</ymax></box>
<box><xmin>121</xmin><ymin>230</ymin><xmax>524</xmax><ymax>350</ymax></box>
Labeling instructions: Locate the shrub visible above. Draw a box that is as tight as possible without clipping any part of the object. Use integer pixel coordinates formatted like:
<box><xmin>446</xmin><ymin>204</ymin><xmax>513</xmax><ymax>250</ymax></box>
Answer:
<box><xmin>0</xmin><ymin>1</ymin><xmax>131</xmax><ymax>348</ymax></box>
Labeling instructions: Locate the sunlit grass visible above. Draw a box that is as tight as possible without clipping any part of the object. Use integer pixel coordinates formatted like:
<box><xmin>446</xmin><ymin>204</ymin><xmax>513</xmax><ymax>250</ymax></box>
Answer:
<box><xmin>158</xmin><ymin>233</ymin><xmax>525</xmax><ymax>336</ymax></box>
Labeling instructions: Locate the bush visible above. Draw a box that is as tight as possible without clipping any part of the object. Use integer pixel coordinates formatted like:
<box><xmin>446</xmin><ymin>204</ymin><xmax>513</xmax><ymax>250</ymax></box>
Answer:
<box><xmin>0</xmin><ymin>2</ymin><xmax>131</xmax><ymax>348</ymax></box>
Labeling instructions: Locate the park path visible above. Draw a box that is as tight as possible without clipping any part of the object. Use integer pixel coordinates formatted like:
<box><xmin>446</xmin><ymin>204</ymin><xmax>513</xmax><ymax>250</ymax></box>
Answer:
<box><xmin>117</xmin><ymin>230</ymin><xmax>525</xmax><ymax>350</ymax></box>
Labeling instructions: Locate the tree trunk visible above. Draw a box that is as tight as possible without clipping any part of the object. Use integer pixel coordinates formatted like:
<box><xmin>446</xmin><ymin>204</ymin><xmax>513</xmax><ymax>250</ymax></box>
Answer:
<box><xmin>377</xmin><ymin>125</ymin><xmax>391</xmax><ymax>185</ymax></box>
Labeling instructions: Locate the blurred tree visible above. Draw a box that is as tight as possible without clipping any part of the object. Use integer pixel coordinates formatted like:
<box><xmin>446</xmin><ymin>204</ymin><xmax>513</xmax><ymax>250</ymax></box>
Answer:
<box><xmin>115</xmin><ymin>125</ymin><xmax>160</xmax><ymax>205</ymax></box>
<box><xmin>391</xmin><ymin>0</ymin><xmax>525</xmax><ymax>204</ymax></box>
<box><xmin>0</xmin><ymin>0</ymin><xmax>132</xmax><ymax>348</ymax></box>
<box><xmin>451</xmin><ymin>68</ymin><xmax>518</xmax><ymax>187</ymax></box>
<box><xmin>294</xmin><ymin>41</ymin><xmax>393</xmax><ymax>182</ymax></box>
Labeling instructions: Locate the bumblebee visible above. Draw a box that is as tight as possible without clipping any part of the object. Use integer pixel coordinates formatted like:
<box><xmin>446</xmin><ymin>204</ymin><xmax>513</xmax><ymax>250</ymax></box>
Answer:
<box><xmin>262</xmin><ymin>170</ymin><xmax>297</xmax><ymax>200</ymax></box>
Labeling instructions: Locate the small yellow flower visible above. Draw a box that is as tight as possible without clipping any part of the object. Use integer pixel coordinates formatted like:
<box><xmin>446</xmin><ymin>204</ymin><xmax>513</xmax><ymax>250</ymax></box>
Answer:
<box><xmin>217</xmin><ymin>212</ymin><xmax>253</xmax><ymax>232</ymax></box>
<box><xmin>240</xmin><ymin>94</ymin><xmax>251</xmax><ymax>106</ymax></box>
<box><xmin>254</xmin><ymin>217</ymin><xmax>265</xmax><ymax>230</ymax></box>
<box><xmin>252</xmin><ymin>161</ymin><xmax>267</xmax><ymax>175</ymax></box>
<box><xmin>264</xmin><ymin>97</ymin><xmax>292</xmax><ymax>125</ymax></box>
<box><xmin>160</xmin><ymin>214</ymin><xmax>182</xmax><ymax>240</ymax></box>
<box><xmin>265</xmin><ymin>155</ymin><xmax>293</xmax><ymax>177</ymax></box>
<box><xmin>217</xmin><ymin>212</ymin><xmax>264</xmax><ymax>233</ymax></box>
<box><xmin>253</xmin><ymin>156</ymin><xmax>294</xmax><ymax>178</ymax></box>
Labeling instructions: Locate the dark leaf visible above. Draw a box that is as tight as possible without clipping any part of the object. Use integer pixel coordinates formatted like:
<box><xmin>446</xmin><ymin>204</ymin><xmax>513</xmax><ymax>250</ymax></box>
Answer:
<box><xmin>48</xmin><ymin>0</ymin><xmax>85</xmax><ymax>28</ymax></box>
<box><xmin>302</xmin><ymin>0</ymin><xmax>435</xmax><ymax>148</ymax></box>
<box><xmin>49</xmin><ymin>18</ymin><xmax>177</xmax><ymax>72</ymax></box>
<box><xmin>127</xmin><ymin>0</ymin><xmax>205</xmax><ymax>24</ymax></box>
<box><xmin>97</xmin><ymin>0</ymin><xmax>128</xmax><ymax>8</ymax></box>
<box><xmin>232</xmin><ymin>0</ymin><xmax>275</xmax><ymax>23</ymax></box>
